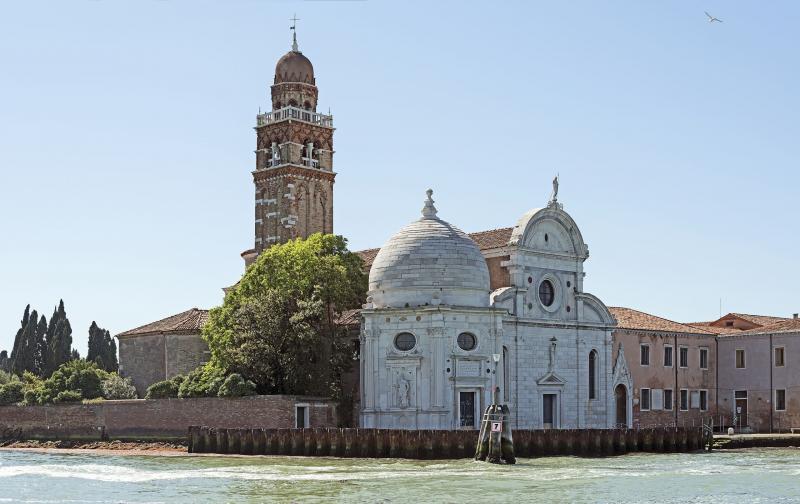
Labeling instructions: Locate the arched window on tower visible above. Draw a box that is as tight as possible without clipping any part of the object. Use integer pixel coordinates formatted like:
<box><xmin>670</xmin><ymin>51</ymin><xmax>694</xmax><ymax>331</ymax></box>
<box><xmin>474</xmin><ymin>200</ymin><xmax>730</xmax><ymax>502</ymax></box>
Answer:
<box><xmin>589</xmin><ymin>350</ymin><xmax>598</xmax><ymax>400</ymax></box>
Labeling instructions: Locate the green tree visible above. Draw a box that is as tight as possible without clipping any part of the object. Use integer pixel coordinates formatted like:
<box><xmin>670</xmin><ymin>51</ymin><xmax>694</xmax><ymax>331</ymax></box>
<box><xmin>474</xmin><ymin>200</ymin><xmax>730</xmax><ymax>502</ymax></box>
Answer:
<box><xmin>9</xmin><ymin>305</ymin><xmax>31</xmax><ymax>372</ymax></box>
<box><xmin>0</xmin><ymin>351</ymin><xmax>9</xmax><ymax>373</ymax></box>
<box><xmin>12</xmin><ymin>309</ymin><xmax>40</xmax><ymax>376</ymax></box>
<box><xmin>42</xmin><ymin>300</ymin><xmax>75</xmax><ymax>377</ymax></box>
<box><xmin>87</xmin><ymin>321</ymin><xmax>118</xmax><ymax>372</ymax></box>
<box><xmin>203</xmin><ymin>233</ymin><xmax>367</xmax><ymax>398</ymax></box>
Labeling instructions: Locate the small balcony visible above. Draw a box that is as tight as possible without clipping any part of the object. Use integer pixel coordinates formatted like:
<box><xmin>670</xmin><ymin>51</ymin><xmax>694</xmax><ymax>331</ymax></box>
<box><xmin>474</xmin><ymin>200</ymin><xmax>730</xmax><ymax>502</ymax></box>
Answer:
<box><xmin>256</xmin><ymin>106</ymin><xmax>333</xmax><ymax>128</ymax></box>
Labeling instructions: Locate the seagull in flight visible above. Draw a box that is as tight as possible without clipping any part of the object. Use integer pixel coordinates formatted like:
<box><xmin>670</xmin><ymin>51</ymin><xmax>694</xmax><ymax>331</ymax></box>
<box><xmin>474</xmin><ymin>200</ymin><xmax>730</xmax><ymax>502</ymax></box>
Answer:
<box><xmin>705</xmin><ymin>11</ymin><xmax>723</xmax><ymax>23</ymax></box>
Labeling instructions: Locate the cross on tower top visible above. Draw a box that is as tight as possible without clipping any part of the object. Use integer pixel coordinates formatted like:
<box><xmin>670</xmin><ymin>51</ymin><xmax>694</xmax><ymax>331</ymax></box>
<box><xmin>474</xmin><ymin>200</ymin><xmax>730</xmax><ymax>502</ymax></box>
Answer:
<box><xmin>290</xmin><ymin>14</ymin><xmax>300</xmax><ymax>51</ymax></box>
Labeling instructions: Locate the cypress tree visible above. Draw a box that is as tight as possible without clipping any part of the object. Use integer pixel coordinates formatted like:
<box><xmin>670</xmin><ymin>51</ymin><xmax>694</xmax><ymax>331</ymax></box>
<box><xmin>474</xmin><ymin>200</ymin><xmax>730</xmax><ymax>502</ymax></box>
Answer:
<box><xmin>0</xmin><ymin>351</ymin><xmax>9</xmax><ymax>372</ymax></box>
<box><xmin>87</xmin><ymin>321</ymin><xmax>118</xmax><ymax>372</ymax></box>
<box><xmin>12</xmin><ymin>309</ymin><xmax>39</xmax><ymax>375</ymax></box>
<box><xmin>9</xmin><ymin>305</ymin><xmax>31</xmax><ymax>368</ymax></box>
<box><xmin>35</xmin><ymin>314</ymin><xmax>47</xmax><ymax>376</ymax></box>
<box><xmin>43</xmin><ymin>300</ymin><xmax>74</xmax><ymax>376</ymax></box>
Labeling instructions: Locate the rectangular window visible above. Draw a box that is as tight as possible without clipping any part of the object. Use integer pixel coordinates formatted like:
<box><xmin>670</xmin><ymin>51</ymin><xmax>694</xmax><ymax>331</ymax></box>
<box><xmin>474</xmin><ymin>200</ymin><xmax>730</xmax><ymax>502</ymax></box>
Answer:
<box><xmin>736</xmin><ymin>349</ymin><xmax>746</xmax><ymax>369</ymax></box>
<box><xmin>775</xmin><ymin>347</ymin><xmax>785</xmax><ymax>367</ymax></box>
<box><xmin>663</xmin><ymin>389</ymin><xmax>673</xmax><ymax>410</ymax></box>
<box><xmin>640</xmin><ymin>388</ymin><xmax>651</xmax><ymax>411</ymax></box>
<box><xmin>640</xmin><ymin>344</ymin><xmax>650</xmax><ymax>366</ymax></box>
<box><xmin>664</xmin><ymin>345</ymin><xmax>673</xmax><ymax>367</ymax></box>
<box><xmin>700</xmin><ymin>348</ymin><xmax>709</xmax><ymax>370</ymax></box>
<box><xmin>651</xmin><ymin>389</ymin><xmax>663</xmax><ymax>411</ymax></box>
<box><xmin>679</xmin><ymin>346</ymin><xmax>689</xmax><ymax>368</ymax></box>
<box><xmin>680</xmin><ymin>389</ymin><xmax>689</xmax><ymax>411</ymax></box>
<box><xmin>690</xmin><ymin>390</ymin><xmax>700</xmax><ymax>409</ymax></box>
<box><xmin>699</xmin><ymin>390</ymin><xmax>708</xmax><ymax>411</ymax></box>
<box><xmin>775</xmin><ymin>389</ymin><xmax>786</xmax><ymax>411</ymax></box>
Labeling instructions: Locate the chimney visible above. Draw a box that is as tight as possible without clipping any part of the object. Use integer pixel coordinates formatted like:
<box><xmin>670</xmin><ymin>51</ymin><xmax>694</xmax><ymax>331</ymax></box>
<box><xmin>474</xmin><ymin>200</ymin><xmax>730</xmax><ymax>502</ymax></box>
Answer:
<box><xmin>794</xmin><ymin>313</ymin><xmax>799</xmax><ymax>320</ymax></box>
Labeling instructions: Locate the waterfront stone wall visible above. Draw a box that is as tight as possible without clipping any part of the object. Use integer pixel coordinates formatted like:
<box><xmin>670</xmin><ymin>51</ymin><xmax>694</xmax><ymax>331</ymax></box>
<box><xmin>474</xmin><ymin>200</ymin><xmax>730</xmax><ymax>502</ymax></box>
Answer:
<box><xmin>188</xmin><ymin>426</ymin><xmax>705</xmax><ymax>458</ymax></box>
<box><xmin>0</xmin><ymin>396</ymin><xmax>336</xmax><ymax>441</ymax></box>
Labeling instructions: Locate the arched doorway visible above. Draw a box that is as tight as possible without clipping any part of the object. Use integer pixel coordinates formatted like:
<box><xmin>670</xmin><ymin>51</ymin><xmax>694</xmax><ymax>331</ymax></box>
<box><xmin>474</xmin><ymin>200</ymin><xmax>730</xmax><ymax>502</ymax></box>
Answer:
<box><xmin>615</xmin><ymin>384</ymin><xmax>628</xmax><ymax>428</ymax></box>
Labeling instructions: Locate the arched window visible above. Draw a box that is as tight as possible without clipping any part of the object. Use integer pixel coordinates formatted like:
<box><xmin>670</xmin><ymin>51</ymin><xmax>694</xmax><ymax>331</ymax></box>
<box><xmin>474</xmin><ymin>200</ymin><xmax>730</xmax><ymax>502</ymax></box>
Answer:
<box><xmin>589</xmin><ymin>350</ymin><xmax>598</xmax><ymax>400</ymax></box>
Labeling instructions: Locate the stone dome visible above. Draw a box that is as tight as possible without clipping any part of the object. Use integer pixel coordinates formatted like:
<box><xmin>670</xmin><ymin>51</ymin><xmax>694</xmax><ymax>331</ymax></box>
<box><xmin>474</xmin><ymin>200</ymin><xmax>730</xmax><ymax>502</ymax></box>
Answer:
<box><xmin>274</xmin><ymin>50</ymin><xmax>315</xmax><ymax>85</ymax></box>
<box><xmin>368</xmin><ymin>190</ymin><xmax>490</xmax><ymax>309</ymax></box>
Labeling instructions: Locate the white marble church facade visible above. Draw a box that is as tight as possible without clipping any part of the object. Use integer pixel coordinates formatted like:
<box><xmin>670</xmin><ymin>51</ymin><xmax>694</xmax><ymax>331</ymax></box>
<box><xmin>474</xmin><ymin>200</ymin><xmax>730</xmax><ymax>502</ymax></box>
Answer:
<box><xmin>359</xmin><ymin>188</ymin><xmax>617</xmax><ymax>430</ymax></box>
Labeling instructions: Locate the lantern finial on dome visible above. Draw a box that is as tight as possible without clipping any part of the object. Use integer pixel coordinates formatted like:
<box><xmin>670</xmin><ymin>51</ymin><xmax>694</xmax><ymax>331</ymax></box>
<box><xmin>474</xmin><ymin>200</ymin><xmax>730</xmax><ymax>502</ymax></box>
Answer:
<box><xmin>421</xmin><ymin>189</ymin><xmax>438</xmax><ymax>219</ymax></box>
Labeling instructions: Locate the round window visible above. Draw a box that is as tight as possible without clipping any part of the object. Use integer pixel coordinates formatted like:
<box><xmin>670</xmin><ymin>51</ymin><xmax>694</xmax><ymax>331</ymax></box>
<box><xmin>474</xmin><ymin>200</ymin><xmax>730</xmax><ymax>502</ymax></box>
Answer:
<box><xmin>457</xmin><ymin>332</ymin><xmax>477</xmax><ymax>351</ymax></box>
<box><xmin>539</xmin><ymin>279</ymin><xmax>555</xmax><ymax>307</ymax></box>
<box><xmin>394</xmin><ymin>332</ymin><xmax>416</xmax><ymax>351</ymax></box>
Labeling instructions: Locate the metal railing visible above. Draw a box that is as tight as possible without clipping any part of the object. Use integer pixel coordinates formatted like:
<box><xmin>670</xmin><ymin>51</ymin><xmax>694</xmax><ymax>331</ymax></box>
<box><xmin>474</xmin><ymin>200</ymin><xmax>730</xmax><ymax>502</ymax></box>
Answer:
<box><xmin>256</xmin><ymin>106</ymin><xmax>333</xmax><ymax>127</ymax></box>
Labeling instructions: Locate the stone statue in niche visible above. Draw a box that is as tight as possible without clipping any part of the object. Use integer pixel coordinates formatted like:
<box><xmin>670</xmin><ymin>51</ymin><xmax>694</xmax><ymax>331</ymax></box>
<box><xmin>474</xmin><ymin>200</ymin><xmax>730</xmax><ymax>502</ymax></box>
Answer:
<box><xmin>271</xmin><ymin>142</ymin><xmax>281</xmax><ymax>165</ymax></box>
<box><xmin>548</xmin><ymin>337</ymin><xmax>558</xmax><ymax>372</ymax></box>
<box><xmin>398</xmin><ymin>376</ymin><xmax>410</xmax><ymax>409</ymax></box>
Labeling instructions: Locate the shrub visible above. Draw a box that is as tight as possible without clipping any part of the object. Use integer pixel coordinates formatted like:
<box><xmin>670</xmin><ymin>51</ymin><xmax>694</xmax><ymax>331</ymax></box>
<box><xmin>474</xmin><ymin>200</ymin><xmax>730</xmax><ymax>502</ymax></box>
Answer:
<box><xmin>0</xmin><ymin>382</ymin><xmax>24</xmax><ymax>405</ymax></box>
<box><xmin>145</xmin><ymin>375</ymin><xmax>184</xmax><ymax>399</ymax></box>
<box><xmin>217</xmin><ymin>373</ymin><xmax>257</xmax><ymax>398</ymax></box>
<box><xmin>101</xmin><ymin>374</ymin><xmax>138</xmax><ymax>400</ymax></box>
<box><xmin>0</xmin><ymin>370</ymin><xmax>14</xmax><ymax>386</ymax></box>
<box><xmin>48</xmin><ymin>360</ymin><xmax>107</xmax><ymax>400</ymax></box>
<box><xmin>54</xmin><ymin>390</ymin><xmax>82</xmax><ymax>403</ymax></box>
<box><xmin>178</xmin><ymin>366</ymin><xmax>225</xmax><ymax>398</ymax></box>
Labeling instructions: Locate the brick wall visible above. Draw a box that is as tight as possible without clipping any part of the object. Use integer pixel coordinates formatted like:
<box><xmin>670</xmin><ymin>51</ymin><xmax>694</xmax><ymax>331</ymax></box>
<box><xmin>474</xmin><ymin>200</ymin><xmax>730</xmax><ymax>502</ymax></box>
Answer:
<box><xmin>0</xmin><ymin>395</ymin><xmax>337</xmax><ymax>441</ymax></box>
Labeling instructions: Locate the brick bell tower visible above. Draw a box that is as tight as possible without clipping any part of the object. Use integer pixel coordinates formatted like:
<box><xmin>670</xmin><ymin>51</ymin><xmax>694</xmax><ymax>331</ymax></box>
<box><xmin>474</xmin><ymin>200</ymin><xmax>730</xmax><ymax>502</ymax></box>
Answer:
<box><xmin>244</xmin><ymin>25</ymin><xmax>335</xmax><ymax>267</ymax></box>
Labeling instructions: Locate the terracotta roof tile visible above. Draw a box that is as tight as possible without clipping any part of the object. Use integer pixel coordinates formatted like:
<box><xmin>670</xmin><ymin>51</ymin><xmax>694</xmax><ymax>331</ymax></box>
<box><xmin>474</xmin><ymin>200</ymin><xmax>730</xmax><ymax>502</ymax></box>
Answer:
<box><xmin>727</xmin><ymin>313</ymin><xmax>792</xmax><ymax>326</ymax></box>
<box><xmin>726</xmin><ymin>318</ymin><xmax>800</xmax><ymax>336</ymax></box>
<box><xmin>609</xmin><ymin>307</ymin><xmax>715</xmax><ymax>335</ymax></box>
<box><xmin>117</xmin><ymin>308</ymin><xmax>209</xmax><ymax>337</ymax></box>
<box><xmin>337</xmin><ymin>308</ymin><xmax>362</xmax><ymax>327</ymax></box>
<box><xmin>685</xmin><ymin>322</ymin><xmax>742</xmax><ymax>335</ymax></box>
<box><xmin>355</xmin><ymin>227</ymin><xmax>513</xmax><ymax>268</ymax></box>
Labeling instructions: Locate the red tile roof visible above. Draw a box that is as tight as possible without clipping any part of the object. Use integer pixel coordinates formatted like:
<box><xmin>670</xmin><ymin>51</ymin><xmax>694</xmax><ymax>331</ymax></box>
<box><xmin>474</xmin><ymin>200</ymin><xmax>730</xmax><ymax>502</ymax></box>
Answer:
<box><xmin>685</xmin><ymin>321</ymin><xmax>742</xmax><ymax>335</ymax></box>
<box><xmin>609</xmin><ymin>307</ymin><xmax>715</xmax><ymax>335</ymax></box>
<box><xmin>355</xmin><ymin>227</ymin><xmax>513</xmax><ymax>268</ymax></box>
<box><xmin>727</xmin><ymin>318</ymin><xmax>800</xmax><ymax>336</ymax></box>
<box><xmin>117</xmin><ymin>308</ymin><xmax>209</xmax><ymax>338</ymax></box>
<box><xmin>727</xmin><ymin>313</ymin><xmax>792</xmax><ymax>326</ymax></box>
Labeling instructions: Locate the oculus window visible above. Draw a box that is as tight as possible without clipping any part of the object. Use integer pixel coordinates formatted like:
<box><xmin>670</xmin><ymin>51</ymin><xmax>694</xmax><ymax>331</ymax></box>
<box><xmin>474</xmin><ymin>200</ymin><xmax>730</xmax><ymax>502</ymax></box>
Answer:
<box><xmin>394</xmin><ymin>332</ymin><xmax>416</xmax><ymax>352</ymax></box>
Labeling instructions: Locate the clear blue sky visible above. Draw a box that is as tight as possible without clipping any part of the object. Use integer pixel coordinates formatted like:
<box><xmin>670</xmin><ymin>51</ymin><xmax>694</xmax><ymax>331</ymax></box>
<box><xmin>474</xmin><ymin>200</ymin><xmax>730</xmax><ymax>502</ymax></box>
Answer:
<box><xmin>1</xmin><ymin>1</ymin><xmax>798</xmax><ymax>355</ymax></box>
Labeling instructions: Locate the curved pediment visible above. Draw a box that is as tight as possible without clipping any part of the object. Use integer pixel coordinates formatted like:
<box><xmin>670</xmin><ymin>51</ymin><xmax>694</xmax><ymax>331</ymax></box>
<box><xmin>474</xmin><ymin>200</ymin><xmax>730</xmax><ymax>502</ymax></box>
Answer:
<box><xmin>577</xmin><ymin>292</ymin><xmax>616</xmax><ymax>325</ymax></box>
<box><xmin>508</xmin><ymin>206</ymin><xmax>589</xmax><ymax>260</ymax></box>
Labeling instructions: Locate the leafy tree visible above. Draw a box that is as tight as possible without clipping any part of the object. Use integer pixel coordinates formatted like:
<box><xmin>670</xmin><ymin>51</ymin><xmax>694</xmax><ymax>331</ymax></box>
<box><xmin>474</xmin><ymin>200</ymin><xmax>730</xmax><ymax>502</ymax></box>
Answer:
<box><xmin>87</xmin><ymin>322</ymin><xmax>118</xmax><ymax>372</ymax></box>
<box><xmin>0</xmin><ymin>381</ymin><xmax>24</xmax><ymax>405</ymax></box>
<box><xmin>101</xmin><ymin>374</ymin><xmax>137</xmax><ymax>399</ymax></box>
<box><xmin>203</xmin><ymin>233</ymin><xmax>367</xmax><ymax>398</ymax></box>
<box><xmin>217</xmin><ymin>373</ymin><xmax>257</xmax><ymax>397</ymax></box>
<box><xmin>145</xmin><ymin>375</ymin><xmax>184</xmax><ymax>399</ymax></box>
<box><xmin>177</xmin><ymin>366</ymin><xmax>225</xmax><ymax>398</ymax></box>
<box><xmin>53</xmin><ymin>390</ymin><xmax>82</xmax><ymax>403</ymax></box>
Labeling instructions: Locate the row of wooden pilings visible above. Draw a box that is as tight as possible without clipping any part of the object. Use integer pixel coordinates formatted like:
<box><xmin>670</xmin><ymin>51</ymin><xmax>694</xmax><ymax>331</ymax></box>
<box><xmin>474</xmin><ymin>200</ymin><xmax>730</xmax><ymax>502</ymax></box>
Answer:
<box><xmin>188</xmin><ymin>426</ymin><xmax>704</xmax><ymax>459</ymax></box>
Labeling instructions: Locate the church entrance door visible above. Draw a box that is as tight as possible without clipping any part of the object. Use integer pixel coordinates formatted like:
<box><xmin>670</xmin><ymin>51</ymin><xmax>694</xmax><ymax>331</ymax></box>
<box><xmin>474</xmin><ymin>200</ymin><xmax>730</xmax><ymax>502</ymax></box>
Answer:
<box><xmin>542</xmin><ymin>394</ymin><xmax>557</xmax><ymax>428</ymax></box>
<box><xmin>459</xmin><ymin>391</ymin><xmax>477</xmax><ymax>429</ymax></box>
<box><xmin>615</xmin><ymin>385</ymin><xmax>627</xmax><ymax>427</ymax></box>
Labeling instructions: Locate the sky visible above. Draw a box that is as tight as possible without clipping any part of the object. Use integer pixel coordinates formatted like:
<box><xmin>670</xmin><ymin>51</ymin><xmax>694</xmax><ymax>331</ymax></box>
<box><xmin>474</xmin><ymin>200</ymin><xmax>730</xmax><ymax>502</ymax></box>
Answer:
<box><xmin>1</xmin><ymin>0</ymin><xmax>798</xmax><ymax>356</ymax></box>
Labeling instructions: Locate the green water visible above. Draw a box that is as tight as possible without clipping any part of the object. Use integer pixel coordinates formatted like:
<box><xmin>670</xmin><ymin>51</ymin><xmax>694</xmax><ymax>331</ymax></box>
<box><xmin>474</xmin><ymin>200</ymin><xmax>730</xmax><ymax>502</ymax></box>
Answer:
<box><xmin>1</xmin><ymin>448</ymin><xmax>799</xmax><ymax>503</ymax></box>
